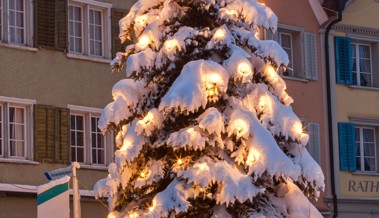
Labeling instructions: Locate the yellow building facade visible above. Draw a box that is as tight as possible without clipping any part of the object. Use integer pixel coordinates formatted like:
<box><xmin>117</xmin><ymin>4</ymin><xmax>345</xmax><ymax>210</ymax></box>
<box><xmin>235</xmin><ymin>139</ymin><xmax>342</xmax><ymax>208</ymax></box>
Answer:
<box><xmin>328</xmin><ymin>0</ymin><xmax>379</xmax><ymax>217</ymax></box>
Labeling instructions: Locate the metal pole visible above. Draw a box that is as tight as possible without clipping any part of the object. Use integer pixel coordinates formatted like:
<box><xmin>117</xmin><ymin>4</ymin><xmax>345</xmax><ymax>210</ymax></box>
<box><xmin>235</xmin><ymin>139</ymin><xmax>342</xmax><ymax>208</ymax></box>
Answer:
<box><xmin>72</xmin><ymin>162</ymin><xmax>81</xmax><ymax>218</ymax></box>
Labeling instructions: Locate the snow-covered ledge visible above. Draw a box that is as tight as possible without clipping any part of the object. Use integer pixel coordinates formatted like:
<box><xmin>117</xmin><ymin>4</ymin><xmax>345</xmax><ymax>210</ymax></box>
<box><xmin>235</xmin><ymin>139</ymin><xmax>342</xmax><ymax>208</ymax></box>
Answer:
<box><xmin>0</xmin><ymin>158</ymin><xmax>39</xmax><ymax>165</ymax></box>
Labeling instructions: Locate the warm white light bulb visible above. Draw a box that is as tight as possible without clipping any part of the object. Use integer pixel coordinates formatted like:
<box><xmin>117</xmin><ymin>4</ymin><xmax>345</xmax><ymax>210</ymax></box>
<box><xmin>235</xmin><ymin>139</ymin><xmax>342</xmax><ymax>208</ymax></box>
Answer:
<box><xmin>143</xmin><ymin>112</ymin><xmax>154</xmax><ymax>124</ymax></box>
<box><xmin>266</xmin><ymin>66</ymin><xmax>277</xmax><ymax>79</ymax></box>
<box><xmin>120</xmin><ymin>140</ymin><xmax>131</xmax><ymax>151</ymax></box>
<box><xmin>138</xmin><ymin>35</ymin><xmax>149</xmax><ymax>47</ymax></box>
<box><xmin>129</xmin><ymin>212</ymin><xmax>138</xmax><ymax>218</ymax></box>
<box><xmin>293</xmin><ymin>122</ymin><xmax>303</xmax><ymax>135</ymax></box>
<box><xmin>238</xmin><ymin>63</ymin><xmax>251</xmax><ymax>75</ymax></box>
<box><xmin>259</xmin><ymin>97</ymin><xmax>266</xmax><ymax>108</ymax></box>
<box><xmin>236</xmin><ymin>126</ymin><xmax>242</xmax><ymax>132</ymax></box>
<box><xmin>107</xmin><ymin>212</ymin><xmax>118</xmax><ymax>218</ymax></box>
<box><xmin>214</xmin><ymin>29</ymin><xmax>226</xmax><ymax>40</ymax></box>
<box><xmin>177</xmin><ymin>159</ymin><xmax>183</xmax><ymax>165</ymax></box>
<box><xmin>165</xmin><ymin>39</ymin><xmax>178</xmax><ymax>50</ymax></box>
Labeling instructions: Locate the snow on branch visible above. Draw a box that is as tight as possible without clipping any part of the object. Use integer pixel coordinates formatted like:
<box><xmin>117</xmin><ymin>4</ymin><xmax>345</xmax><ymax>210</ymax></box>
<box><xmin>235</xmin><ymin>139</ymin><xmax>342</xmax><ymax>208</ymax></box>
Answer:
<box><xmin>159</xmin><ymin>60</ymin><xmax>229</xmax><ymax>113</ymax></box>
<box><xmin>178</xmin><ymin>157</ymin><xmax>264</xmax><ymax>206</ymax></box>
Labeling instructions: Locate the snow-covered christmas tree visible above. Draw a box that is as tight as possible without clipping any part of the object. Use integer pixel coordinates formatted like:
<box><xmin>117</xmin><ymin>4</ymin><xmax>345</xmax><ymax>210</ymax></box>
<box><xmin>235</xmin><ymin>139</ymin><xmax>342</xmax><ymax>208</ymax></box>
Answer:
<box><xmin>94</xmin><ymin>0</ymin><xmax>325</xmax><ymax>217</ymax></box>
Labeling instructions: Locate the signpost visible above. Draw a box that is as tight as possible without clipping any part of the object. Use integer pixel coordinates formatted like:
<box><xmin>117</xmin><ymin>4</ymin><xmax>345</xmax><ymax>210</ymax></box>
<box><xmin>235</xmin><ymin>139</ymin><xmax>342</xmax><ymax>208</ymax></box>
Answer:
<box><xmin>42</xmin><ymin>162</ymin><xmax>81</xmax><ymax>218</ymax></box>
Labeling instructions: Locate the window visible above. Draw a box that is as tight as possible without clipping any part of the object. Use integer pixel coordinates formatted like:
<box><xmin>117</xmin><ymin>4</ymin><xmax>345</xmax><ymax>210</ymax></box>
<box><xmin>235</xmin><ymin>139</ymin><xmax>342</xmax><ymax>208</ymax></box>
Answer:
<box><xmin>279</xmin><ymin>32</ymin><xmax>294</xmax><ymax>77</ymax></box>
<box><xmin>352</xmin><ymin>43</ymin><xmax>372</xmax><ymax>87</ymax></box>
<box><xmin>355</xmin><ymin>127</ymin><xmax>376</xmax><ymax>172</ymax></box>
<box><xmin>0</xmin><ymin>0</ymin><xmax>33</xmax><ymax>46</ymax></box>
<box><xmin>275</xmin><ymin>25</ymin><xmax>318</xmax><ymax>80</ymax></box>
<box><xmin>69</xmin><ymin>105</ymin><xmax>113</xmax><ymax>165</ymax></box>
<box><xmin>335</xmin><ymin>36</ymin><xmax>379</xmax><ymax>87</ymax></box>
<box><xmin>0</xmin><ymin>96</ymin><xmax>35</xmax><ymax>160</ymax></box>
<box><xmin>68</xmin><ymin>0</ymin><xmax>111</xmax><ymax>59</ymax></box>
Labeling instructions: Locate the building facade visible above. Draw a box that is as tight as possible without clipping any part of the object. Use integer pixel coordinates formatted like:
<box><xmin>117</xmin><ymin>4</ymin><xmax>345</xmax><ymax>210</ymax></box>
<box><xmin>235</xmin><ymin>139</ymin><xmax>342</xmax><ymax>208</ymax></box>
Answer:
<box><xmin>326</xmin><ymin>0</ymin><xmax>379</xmax><ymax>217</ymax></box>
<box><xmin>263</xmin><ymin>0</ymin><xmax>331</xmax><ymax>215</ymax></box>
<box><xmin>0</xmin><ymin>0</ymin><xmax>133</xmax><ymax>217</ymax></box>
<box><xmin>0</xmin><ymin>0</ymin><xmax>332</xmax><ymax>217</ymax></box>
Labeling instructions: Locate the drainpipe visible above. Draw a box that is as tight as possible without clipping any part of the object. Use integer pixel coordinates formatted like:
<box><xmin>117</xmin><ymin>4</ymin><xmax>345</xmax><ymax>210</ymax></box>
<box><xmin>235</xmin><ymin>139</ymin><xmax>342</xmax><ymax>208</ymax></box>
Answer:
<box><xmin>324</xmin><ymin>9</ymin><xmax>342</xmax><ymax>218</ymax></box>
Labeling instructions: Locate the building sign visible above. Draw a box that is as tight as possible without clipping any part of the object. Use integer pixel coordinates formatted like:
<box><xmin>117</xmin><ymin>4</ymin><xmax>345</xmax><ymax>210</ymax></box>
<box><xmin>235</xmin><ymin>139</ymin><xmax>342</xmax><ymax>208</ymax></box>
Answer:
<box><xmin>340</xmin><ymin>172</ymin><xmax>379</xmax><ymax>198</ymax></box>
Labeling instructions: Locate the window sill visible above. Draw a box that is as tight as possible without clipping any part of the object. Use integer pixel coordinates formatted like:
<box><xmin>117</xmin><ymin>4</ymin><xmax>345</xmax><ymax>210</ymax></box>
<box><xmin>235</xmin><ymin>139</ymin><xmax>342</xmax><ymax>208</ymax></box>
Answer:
<box><xmin>353</xmin><ymin>171</ymin><xmax>379</xmax><ymax>176</ymax></box>
<box><xmin>66</xmin><ymin>53</ymin><xmax>111</xmax><ymax>64</ymax></box>
<box><xmin>348</xmin><ymin>85</ymin><xmax>379</xmax><ymax>91</ymax></box>
<box><xmin>0</xmin><ymin>158</ymin><xmax>39</xmax><ymax>165</ymax></box>
<box><xmin>79</xmin><ymin>164</ymin><xmax>108</xmax><ymax>171</ymax></box>
<box><xmin>282</xmin><ymin>76</ymin><xmax>309</xmax><ymax>83</ymax></box>
<box><xmin>0</xmin><ymin>42</ymin><xmax>38</xmax><ymax>52</ymax></box>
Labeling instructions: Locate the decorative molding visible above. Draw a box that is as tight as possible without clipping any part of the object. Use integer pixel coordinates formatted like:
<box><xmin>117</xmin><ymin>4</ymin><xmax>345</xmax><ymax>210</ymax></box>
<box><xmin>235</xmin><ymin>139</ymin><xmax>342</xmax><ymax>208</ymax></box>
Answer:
<box><xmin>333</xmin><ymin>24</ymin><xmax>379</xmax><ymax>37</ymax></box>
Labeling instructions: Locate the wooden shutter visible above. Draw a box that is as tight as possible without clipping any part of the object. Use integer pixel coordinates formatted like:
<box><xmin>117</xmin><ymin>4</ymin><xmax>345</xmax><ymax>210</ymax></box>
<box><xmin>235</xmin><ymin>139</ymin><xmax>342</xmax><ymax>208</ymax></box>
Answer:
<box><xmin>34</xmin><ymin>105</ymin><xmax>69</xmax><ymax>162</ymax></box>
<box><xmin>111</xmin><ymin>8</ymin><xmax>129</xmax><ymax>57</ymax></box>
<box><xmin>305</xmin><ymin>32</ymin><xmax>318</xmax><ymax>80</ymax></box>
<box><xmin>35</xmin><ymin>0</ymin><xmax>67</xmax><ymax>50</ymax></box>
<box><xmin>307</xmin><ymin>122</ymin><xmax>321</xmax><ymax>164</ymax></box>
<box><xmin>335</xmin><ymin>36</ymin><xmax>353</xmax><ymax>84</ymax></box>
<box><xmin>338</xmin><ymin>122</ymin><xmax>356</xmax><ymax>171</ymax></box>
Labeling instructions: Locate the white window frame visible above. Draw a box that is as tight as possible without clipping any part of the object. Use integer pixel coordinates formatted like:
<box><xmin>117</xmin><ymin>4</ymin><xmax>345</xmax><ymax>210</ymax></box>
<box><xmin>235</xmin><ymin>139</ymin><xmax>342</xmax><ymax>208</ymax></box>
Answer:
<box><xmin>68</xmin><ymin>4</ymin><xmax>84</xmax><ymax>54</ymax></box>
<box><xmin>0</xmin><ymin>104</ymin><xmax>3</xmax><ymax>157</ymax></box>
<box><xmin>68</xmin><ymin>0</ymin><xmax>111</xmax><ymax>60</ymax></box>
<box><xmin>0</xmin><ymin>0</ymin><xmax>33</xmax><ymax>46</ymax></box>
<box><xmin>0</xmin><ymin>96</ymin><xmax>35</xmax><ymax>160</ymax></box>
<box><xmin>68</xmin><ymin>105</ymin><xmax>113</xmax><ymax>166</ymax></box>
<box><xmin>355</xmin><ymin>126</ymin><xmax>377</xmax><ymax>172</ymax></box>
<box><xmin>279</xmin><ymin>32</ymin><xmax>294</xmax><ymax>77</ymax></box>
<box><xmin>351</xmin><ymin>42</ymin><xmax>373</xmax><ymax>87</ymax></box>
<box><xmin>276</xmin><ymin>24</ymin><xmax>306</xmax><ymax>80</ymax></box>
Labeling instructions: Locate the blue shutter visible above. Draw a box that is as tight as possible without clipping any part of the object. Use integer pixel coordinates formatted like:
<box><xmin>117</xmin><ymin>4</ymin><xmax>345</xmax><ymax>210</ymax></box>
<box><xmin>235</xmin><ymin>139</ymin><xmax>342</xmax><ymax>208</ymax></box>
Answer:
<box><xmin>338</xmin><ymin>123</ymin><xmax>356</xmax><ymax>171</ymax></box>
<box><xmin>335</xmin><ymin>37</ymin><xmax>353</xmax><ymax>84</ymax></box>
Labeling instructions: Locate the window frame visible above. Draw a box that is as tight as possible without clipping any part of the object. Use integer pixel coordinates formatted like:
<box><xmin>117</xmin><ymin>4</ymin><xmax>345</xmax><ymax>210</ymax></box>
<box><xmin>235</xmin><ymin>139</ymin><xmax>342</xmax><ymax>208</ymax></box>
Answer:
<box><xmin>7</xmin><ymin>0</ymin><xmax>26</xmax><ymax>44</ymax></box>
<box><xmin>279</xmin><ymin>31</ymin><xmax>294</xmax><ymax>77</ymax></box>
<box><xmin>68</xmin><ymin>4</ymin><xmax>84</xmax><ymax>54</ymax></box>
<box><xmin>0</xmin><ymin>0</ymin><xmax>33</xmax><ymax>46</ymax></box>
<box><xmin>355</xmin><ymin>126</ymin><xmax>377</xmax><ymax>172</ymax></box>
<box><xmin>68</xmin><ymin>105</ymin><xmax>112</xmax><ymax>166</ymax></box>
<box><xmin>0</xmin><ymin>96</ymin><xmax>35</xmax><ymax>161</ymax></box>
<box><xmin>68</xmin><ymin>0</ymin><xmax>111</xmax><ymax>59</ymax></box>
<box><xmin>0</xmin><ymin>104</ymin><xmax>3</xmax><ymax>157</ymax></box>
<box><xmin>351</xmin><ymin>42</ymin><xmax>373</xmax><ymax>87</ymax></box>
<box><xmin>7</xmin><ymin>105</ymin><xmax>26</xmax><ymax>158</ymax></box>
<box><xmin>275</xmin><ymin>24</ymin><xmax>306</xmax><ymax>80</ymax></box>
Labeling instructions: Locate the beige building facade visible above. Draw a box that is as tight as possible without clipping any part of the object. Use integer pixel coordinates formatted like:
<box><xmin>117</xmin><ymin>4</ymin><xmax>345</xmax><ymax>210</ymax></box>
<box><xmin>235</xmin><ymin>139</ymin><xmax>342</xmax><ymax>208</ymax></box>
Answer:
<box><xmin>0</xmin><ymin>0</ymin><xmax>132</xmax><ymax>217</ymax></box>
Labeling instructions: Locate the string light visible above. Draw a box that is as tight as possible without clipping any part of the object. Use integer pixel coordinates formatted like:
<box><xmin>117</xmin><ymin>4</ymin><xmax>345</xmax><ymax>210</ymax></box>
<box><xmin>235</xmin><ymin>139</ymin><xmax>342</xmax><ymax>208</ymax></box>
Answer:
<box><xmin>107</xmin><ymin>212</ymin><xmax>118</xmax><ymax>218</ymax></box>
<box><xmin>165</xmin><ymin>39</ymin><xmax>179</xmax><ymax>50</ymax></box>
<box><xmin>149</xmin><ymin>199</ymin><xmax>157</xmax><ymax>212</ymax></box>
<box><xmin>129</xmin><ymin>212</ymin><xmax>138</xmax><ymax>218</ymax></box>
<box><xmin>135</xmin><ymin>15</ymin><xmax>148</xmax><ymax>25</ymax></box>
<box><xmin>227</xmin><ymin>9</ymin><xmax>238</xmax><ymax>17</ymax></box>
<box><xmin>259</xmin><ymin>97</ymin><xmax>266</xmax><ymax>108</ymax></box>
<box><xmin>138</xmin><ymin>35</ymin><xmax>150</xmax><ymax>47</ymax></box>
<box><xmin>120</xmin><ymin>140</ymin><xmax>131</xmax><ymax>151</ymax></box>
<box><xmin>177</xmin><ymin>159</ymin><xmax>183</xmax><ymax>165</ymax></box>
<box><xmin>236</xmin><ymin>126</ymin><xmax>242</xmax><ymax>133</ymax></box>
<box><xmin>293</xmin><ymin>122</ymin><xmax>303</xmax><ymax>135</ymax></box>
<box><xmin>255</xmin><ymin>28</ymin><xmax>260</xmax><ymax>39</ymax></box>
<box><xmin>266</xmin><ymin>66</ymin><xmax>277</xmax><ymax>80</ymax></box>
<box><xmin>237</xmin><ymin>63</ymin><xmax>251</xmax><ymax>75</ymax></box>
<box><xmin>140</xmin><ymin>169</ymin><xmax>149</xmax><ymax>179</ymax></box>
<box><xmin>143</xmin><ymin>112</ymin><xmax>154</xmax><ymax>124</ymax></box>
<box><xmin>198</xmin><ymin>163</ymin><xmax>209</xmax><ymax>171</ymax></box>
<box><xmin>214</xmin><ymin>29</ymin><xmax>226</xmax><ymax>40</ymax></box>
<box><xmin>246</xmin><ymin>148</ymin><xmax>260</xmax><ymax>166</ymax></box>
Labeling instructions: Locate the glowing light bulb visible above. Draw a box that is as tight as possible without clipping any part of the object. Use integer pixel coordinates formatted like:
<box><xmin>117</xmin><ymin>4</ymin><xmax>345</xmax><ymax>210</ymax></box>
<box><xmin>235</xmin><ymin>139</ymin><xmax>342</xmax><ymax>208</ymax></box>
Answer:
<box><xmin>255</xmin><ymin>28</ymin><xmax>260</xmax><ymax>39</ymax></box>
<box><xmin>228</xmin><ymin>10</ymin><xmax>238</xmax><ymax>17</ymax></box>
<box><xmin>107</xmin><ymin>212</ymin><xmax>118</xmax><ymax>218</ymax></box>
<box><xmin>143</xmin><ymin>112</ymin><xmax>154</xmax><ymax>124</ymax></box>
<box><xmin>238</xmin><ymin>63</ymin><xmax>251</xmax><ymax>75</ymax></box>
<box><xmin>236</xmin><ymin>126</ymin><xmax>242</xmax><ymax>132</ymax></box>
<box><xmin>135</xmin><ymin>15</ymin><xmax>148</xmax><ymax>25</ymax></box>
<box><xmin>214</xmin><ymin>29</ymin><xmax>226</xmax><ymax>40</ymax></box>
<box><xmin>293</xmin><ymin>122</ymin><xmax>303</xmax><ymax>135</ymax></box>
<box><xmin>209</xmin><ymin>89</ymin><xmax>215</xmax><ymax>96</ymax></box>
<box><xmin>140</xmin><ymin>170</ymin><xmax>149</xmax><ymax>178</ymax></box>
<box><xmin>246</xmin><ymin>149</ymin><xmax>260</xmax><ymax>166</ymax></box>
<box><xmin>120</xmin><ymin>140</ymin><xmax>131</xmax><ymax>151</ymax></box>
<box><xmin>129</xmin><ymin>212</ymin><xmax>138</xmax><ymax>218</ymax></box>
<box><xmin>266</xmin><ymin>66</ymin><xmax>277</xmax><ymax>79</ymax></box>
<box><xmin>198</xmin><ymin>163</ymin><xmax>209</xmax><ymax>171</ymax></box>
<box><xmin>165</xmin><ymin>39</ymin><xmax>178</xmax><ymax>50</ymax></box>
<box><xmin>259</xmin><ymin>97</ymin><xmax>266</xmax><ymax>108</ymax></box>
<box><xmin>208</xmin><ymin>73</ymin><xmax>222</xmax><ymax>84</ymax></box>
<box><xmin>138</xmin><ymin>35</ymin><xmax>149</xmax><ymax>47</ymax></box>
<box><xmin>177</xmin><ymin>159</ymin><xmax>183</xmax><ymax>165</ymax></box>
<box><xmin>149</xmin><ymin>199</ymin><xmax>156</xmax><ymax>212</ymax></box>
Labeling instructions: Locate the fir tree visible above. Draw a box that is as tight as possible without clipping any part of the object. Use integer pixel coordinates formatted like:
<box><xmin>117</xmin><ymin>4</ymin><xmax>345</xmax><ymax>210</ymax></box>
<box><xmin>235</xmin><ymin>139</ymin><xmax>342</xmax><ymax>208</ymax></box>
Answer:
<box><xmin>95</xmin><ymin>0</ymin><xmax>325</xmax><ymax>217</ymax></box>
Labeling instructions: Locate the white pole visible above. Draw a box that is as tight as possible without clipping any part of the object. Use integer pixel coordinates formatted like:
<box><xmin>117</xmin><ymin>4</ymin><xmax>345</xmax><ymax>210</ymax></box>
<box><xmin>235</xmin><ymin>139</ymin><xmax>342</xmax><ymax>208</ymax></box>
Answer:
<box><xmin>72</xmin><ymin>162</ymin><xmax>81</xmax><ymax>218</ymax></box>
